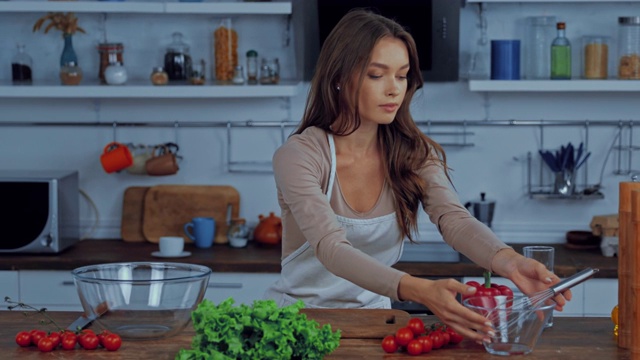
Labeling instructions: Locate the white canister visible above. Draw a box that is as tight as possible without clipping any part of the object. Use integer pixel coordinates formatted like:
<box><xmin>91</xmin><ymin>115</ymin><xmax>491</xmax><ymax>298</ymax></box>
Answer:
<box><xmin>105</xmin><ymin>63</ymin><xmax>128</xmax><ymax>85</ymax></box>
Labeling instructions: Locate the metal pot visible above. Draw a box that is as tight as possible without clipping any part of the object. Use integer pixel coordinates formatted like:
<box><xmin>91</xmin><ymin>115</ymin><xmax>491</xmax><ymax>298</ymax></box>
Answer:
<box><xmin>464</xmin><ymin>192</ymin><xmax>496</xmax><ymax>228</ymax></box>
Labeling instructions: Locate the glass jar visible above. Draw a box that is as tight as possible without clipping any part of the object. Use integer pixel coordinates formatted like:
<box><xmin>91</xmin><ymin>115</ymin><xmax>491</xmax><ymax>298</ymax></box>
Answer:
<box><xmin>260</xmin><ymin>57</ymin><xmax>280</xmax><ymax>84</ymax></box>
<box><xmin>97</xmin><ymin>43</ymin><xmax>124</xmax><ymax>84</ymax></box>
<box><xmin>232</xmin><ymin>65</ymin><xmax>245</xmax><ymax>84</ymax></box>
<box><xmin>246</xmin><ymin>49</ymin><xmax>258</xmax><ymax>84</ymax></box>
<box><xmin>582</xmin><ymin>35</ymin><xmax>611</xmax><ymax>79</ymax></box>
<box><xmin>164</xmin><ymin>32</ymin><xmax>193</xmax><ymax>82</ymax></box>
<box><xmin>618</xmin><ymin>16</ymin><xmax>640</xmax><ymax>80</ymax></box>
<box><xmin>60</xmin><ymin>61</ymin><xmax>83</xmax><ymax>86</ymax></box>
<box><xmin>150</xmin><ymin>67</ymin><xmax>169</xmax><ymax>85</ymax></box>
<box><xmin>11</xmin><ymin>43</ymin><xmax>33</xmax><ymax>85</ymax></box>
<box><xmin>213</xmin><ymin>18</ymin><xmax>239</xmax><ymax>82</ymax></box>
<box><xmin>524</xmin><ymin>16</ymin><xmax>556</xmax><ymax>80</ymax></box>
<box><xmin>227</xmin><ymin>218</ymin><xmax>249</xmax><ymax>248</ymax></box>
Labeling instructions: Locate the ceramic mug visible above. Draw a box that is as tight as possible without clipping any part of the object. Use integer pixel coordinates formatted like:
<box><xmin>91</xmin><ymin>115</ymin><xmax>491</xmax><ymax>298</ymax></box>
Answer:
<box><xmin>184</xmin><ymin>217</ymin><xmax>215</xmax><ymax>249</ymax></box>
<box><xmin>145</xmin><ymin>145</ymin><xmax>179</xmax><ymax>176</ymax></box>
<box><xmin>126</xmin><ymin>145</ymin><xmax>153</xmax><ymax>175</ymax></box>
<box><xmin>159</xmin><ymin>236</ymin><xmax>184</xmax><ymax>256</ymax></box>
<box><xmin>100</xmin><ymin>142</ymin><xmax>133</xmax><ymax>173</ymax></box>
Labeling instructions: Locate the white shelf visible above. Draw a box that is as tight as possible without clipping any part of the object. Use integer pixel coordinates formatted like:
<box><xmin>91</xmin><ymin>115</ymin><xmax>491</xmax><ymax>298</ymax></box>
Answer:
<box><xmin>0</xmin><ymin>80</ymin><xmax>303</xmax><ymax>98</ymax></box>
<box><xmin>0</xmin><ymin>1</ymin><xmax>292</xmax><ymax>14</ymax></box>
<box><xmin>469</xmin><ymin>79</ymin><xmax>640</xmax><ymax>92</ymax></box>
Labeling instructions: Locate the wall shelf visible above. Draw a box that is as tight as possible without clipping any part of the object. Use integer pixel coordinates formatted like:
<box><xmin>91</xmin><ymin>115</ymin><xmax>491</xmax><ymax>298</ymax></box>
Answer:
<box><xmin>469</xmin><ymin>80</ymin><xmax>640</xmax><ymax>92</ymax></box>
<box><xmin>0</xmin><ymin>80</ymin><xmax>303</xmax><ymax>99</ymax></box>
<box><xmin>0</xmin><ymin>1</ymin><xmax>292</xmax><ymax>15</ymax></box>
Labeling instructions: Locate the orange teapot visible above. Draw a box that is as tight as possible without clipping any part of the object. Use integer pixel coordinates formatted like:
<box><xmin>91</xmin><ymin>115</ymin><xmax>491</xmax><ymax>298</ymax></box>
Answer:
<box><xmin>254</xmin><ymin>212</ymin><xmax>282</xmax><ymax>245</ymax></box>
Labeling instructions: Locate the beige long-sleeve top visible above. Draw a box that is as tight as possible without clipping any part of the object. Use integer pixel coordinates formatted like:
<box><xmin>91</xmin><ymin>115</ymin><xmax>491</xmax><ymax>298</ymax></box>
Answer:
<box><xmin>272</xmin><ymin>126</ymin><xmax>510</xmax><ymax>301</ymax></box>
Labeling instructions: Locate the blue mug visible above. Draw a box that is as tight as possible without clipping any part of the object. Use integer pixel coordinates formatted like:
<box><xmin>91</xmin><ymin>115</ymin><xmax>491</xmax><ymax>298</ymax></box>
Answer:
<box><xmin>184</xmin><ymin>217</ymin><xmax>215</xmax><ymax>248</ymax></box>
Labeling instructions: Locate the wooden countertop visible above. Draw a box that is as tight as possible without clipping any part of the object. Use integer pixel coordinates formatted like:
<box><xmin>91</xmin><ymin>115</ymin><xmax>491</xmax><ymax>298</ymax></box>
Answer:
<box><xmin>0</xmin><ymin>311</ymin><xmax>630</xmax><ymax>359</ymax></box>
<box><xmin>0</xmin><ymin>240</ymin><xmax>618</xmax><ymax>278</ymax></box>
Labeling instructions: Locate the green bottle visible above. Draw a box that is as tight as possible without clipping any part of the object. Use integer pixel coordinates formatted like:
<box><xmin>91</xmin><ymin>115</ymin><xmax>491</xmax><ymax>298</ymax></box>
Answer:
<box><xmin>551</xmin><ymin>22</ymin><xmax>571</xmax><ymax>79</ymax></box>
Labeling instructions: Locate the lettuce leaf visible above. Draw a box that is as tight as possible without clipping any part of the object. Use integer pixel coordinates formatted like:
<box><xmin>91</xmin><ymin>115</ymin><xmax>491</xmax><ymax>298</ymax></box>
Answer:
<box><xmin>175</xmin><ymin>298</ymin><xmax>341</xmax><ymax>360</ymax></box>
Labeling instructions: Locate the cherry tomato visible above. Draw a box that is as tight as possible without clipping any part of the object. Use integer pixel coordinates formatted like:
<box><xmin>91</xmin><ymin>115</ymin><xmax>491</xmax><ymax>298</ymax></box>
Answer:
<box><xmin>416</xmin><ymin>335</ymin><xmax>433</xmax><ymax>353</ymax></box>
<box><xmin>61</xmin><ymin>333</ymin><xmax>77</xmax><ymax>350</ymax></box>
<box><xmin>446</xmin><ymin>328</ymin><xmax>464</xmax><ymax>344</ymax></box>
<box><xmin>37</xmin><ymin>337</ymin><xmax>55</xmax><ymax>352</ymax></box>
<box><xmin>47</xmin><ymin>331</ymin><xmax>62</xmax><ymax>348</ymax></box>
<box><xmin>29</xmin><ymin>330</ymin><xmax>47</xmax><ymax>346</ymax></box>
<box><xmin>429</xmin><ymin>331</ymin><xmax>444</xmax><ymax>349</ymax></box>
<box><xmin>98</xmin><ymin>330</ymin><xmax>111</xmax><ymax>347</ymax></box>
<box><xmin>406</xmin><ymin>317</ymin><xmax>425</xmax><ymax>336</ymax></box>
<box><xmin>380</xmin><ymin>335</ymin><xmax>398</xmax><ymax>353</ymax></box>
<box><xmin>15</xmin><ymin>331</ymin><xmax>31</xmax><ymax>347</ymax></box>
<box><xmin>439</xmin><ymin>329</ymin><xmax>451</xmax><ymax>345</ymax></box>
<box><xmin>406</xmin><ymin>339</ymin><xmax>423</xmax><ymax>356</ymax></box>
<box><xmin>78</xmin><ymin>333</ymin><xmax>99</xmax><ymax>350</ymax></box>
<box><xmin>395</xmin><ymin>327</ymin><xmax>414</xmax><ymax>347</ymax></box>
<box><xmin>102</xmin><ymin>333</ymin><xmax>122</xmax><ymax>351</ymax></box>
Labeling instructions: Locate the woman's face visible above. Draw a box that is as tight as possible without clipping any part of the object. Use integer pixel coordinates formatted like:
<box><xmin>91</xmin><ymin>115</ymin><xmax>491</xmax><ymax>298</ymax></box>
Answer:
<box><xmin>355</xmin><ymin>36</ymin><xmax>409</xmax><ymax>126</ymax></box>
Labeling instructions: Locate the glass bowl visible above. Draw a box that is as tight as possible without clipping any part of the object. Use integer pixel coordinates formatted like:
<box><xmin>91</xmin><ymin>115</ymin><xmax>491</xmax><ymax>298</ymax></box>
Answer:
<box><xmin>463</xmin><ymin>295</ymin><xmax>555</xmax><ymax>356</ymax></box>
<box><xmin>72</xmin><ymin>262</ymin><xmax>211</xmax><ymax>340</ymax></box>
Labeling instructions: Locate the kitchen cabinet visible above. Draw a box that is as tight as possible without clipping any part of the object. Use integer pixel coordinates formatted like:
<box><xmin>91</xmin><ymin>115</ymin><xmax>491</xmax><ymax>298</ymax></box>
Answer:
<box><xmin>0</xmin><ymin>1</ymin><xmax>300</xmax><ymax>99</ymax></box>
<box><xmin>583</xmin><ymin>278</ymin><xmax>618</xmax><ymax>317</ymax></box>
<box><xmin>0</xmin><ymin>271</ymin><xmax>19</xmax><ymax>303</ymax></box>
<box><xmin>18</xmin><ymin>270</ymin><xmax>82</xmax><ymax>312</ymax></box>
<box><xmin>205</xmin><ymin>272</ymin><xmax>280</xmax><ymax>306</ymax></box>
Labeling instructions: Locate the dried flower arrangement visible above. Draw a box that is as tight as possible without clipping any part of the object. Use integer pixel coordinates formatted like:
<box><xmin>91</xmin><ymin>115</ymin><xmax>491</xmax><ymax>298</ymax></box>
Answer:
<box><xmin>33</xmin><ymin>12</ymin><xmax>86</xmax><ymax>36</ymax></box>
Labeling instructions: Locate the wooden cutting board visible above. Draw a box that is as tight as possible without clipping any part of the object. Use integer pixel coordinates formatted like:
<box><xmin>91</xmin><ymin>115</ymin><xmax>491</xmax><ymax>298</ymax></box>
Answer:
<box><xmin>300</xmin><ymin>309</ymin><xmax>411</xmax><ymax>339</ymax></box>
<box><xmin>142</xmin><ymin>185</ymin><xmax>240</xmax><ymax>244</ymax></box>
<box><xmin>121</xmin><ymin>186</ymin><xmax>150</xmax><ymax>242</ymax></box>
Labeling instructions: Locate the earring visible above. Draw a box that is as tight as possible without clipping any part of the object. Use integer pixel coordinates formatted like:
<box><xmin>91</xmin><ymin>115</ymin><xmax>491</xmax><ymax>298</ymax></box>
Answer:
<box><xmin>336</xmin><ymin>85</ymin><xmax>341</xmax><ymax>91</ymax></box>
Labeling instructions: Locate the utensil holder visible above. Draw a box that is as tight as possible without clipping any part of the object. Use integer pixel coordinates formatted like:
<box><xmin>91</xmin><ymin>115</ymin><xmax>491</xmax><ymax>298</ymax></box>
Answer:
<box><xmin>553</xmin><ymin>170</ymin><xmax>576</xmax><ymax>195</ymax></box>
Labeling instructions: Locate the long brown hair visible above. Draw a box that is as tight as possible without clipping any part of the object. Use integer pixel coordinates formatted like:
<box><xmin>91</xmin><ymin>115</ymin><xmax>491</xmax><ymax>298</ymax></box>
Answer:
<box><xmin>295</xmin><ymin>9</ymin><xmax>450</xmax><ymax>242</ymax></box>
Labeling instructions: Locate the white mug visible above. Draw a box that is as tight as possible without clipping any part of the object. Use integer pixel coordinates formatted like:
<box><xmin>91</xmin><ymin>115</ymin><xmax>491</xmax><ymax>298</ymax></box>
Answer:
<box><xmin>158</xmin><ymin>236</ymin><xmax>184</xmax><ymax>256</ymax></box>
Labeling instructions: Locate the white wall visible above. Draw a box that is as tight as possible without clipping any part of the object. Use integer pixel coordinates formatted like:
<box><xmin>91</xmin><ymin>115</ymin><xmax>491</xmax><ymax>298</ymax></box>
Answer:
<box><xmin>0</xmin><ymin>2</ymin><xmax>638</xmax><ymax>244</ymax></box>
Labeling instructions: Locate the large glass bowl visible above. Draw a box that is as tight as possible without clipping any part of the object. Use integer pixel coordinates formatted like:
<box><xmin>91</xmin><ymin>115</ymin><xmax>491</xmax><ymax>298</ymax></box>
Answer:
<box><xmin>463</xmin><ymin>295</ymin><xmax>555</xmax><ymax>356</ymax></box>
<box><xmin>72</xmin><ymin>262</ymin><xmax>211</xmax><ymax>340</ymax></box>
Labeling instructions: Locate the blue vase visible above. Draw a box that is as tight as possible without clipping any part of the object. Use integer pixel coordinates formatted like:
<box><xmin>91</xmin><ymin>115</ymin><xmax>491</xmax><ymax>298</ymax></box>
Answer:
<box><xmin>60</xmin><ymin>34</ymin><xmax>78</xmax><ymax>67</ymax></box>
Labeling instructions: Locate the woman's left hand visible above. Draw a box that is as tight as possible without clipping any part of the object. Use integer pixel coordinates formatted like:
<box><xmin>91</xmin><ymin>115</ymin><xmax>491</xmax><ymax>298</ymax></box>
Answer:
<box><xmin>491</xmin><ymin>248</ymin><xmax>571</xmax><ymax>311</ymax></box>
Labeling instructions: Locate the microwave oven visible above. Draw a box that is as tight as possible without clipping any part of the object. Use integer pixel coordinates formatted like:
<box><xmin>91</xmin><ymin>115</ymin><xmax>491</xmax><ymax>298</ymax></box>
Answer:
<box><xmin>0</xmin><ymin>170</ymin><xmax>79</xmax><ymax>253</ymax></box>
<box><xmin>300</xmin><ymin>0</ymin><xmax>462</xmax><ymax>82</ymax></box>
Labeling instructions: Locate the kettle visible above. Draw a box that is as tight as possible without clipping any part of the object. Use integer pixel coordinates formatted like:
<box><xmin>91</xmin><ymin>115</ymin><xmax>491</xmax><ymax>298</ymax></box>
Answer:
<box><xmin>253</xmin><ymin>212</ymin><xmax>282</xmax><ymax>246</ymax></box>
<box><xmin>464</xmin><ymin>192</ymin><xmax>496</xmax><ymax>228</ymax></box>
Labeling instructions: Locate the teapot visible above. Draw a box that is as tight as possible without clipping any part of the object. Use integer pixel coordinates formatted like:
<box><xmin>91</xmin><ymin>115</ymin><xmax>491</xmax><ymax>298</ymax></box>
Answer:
<box><xmin>254</xmin><ymin>212</ymin><xmax>282</xmax><ymax>245</ymax></box>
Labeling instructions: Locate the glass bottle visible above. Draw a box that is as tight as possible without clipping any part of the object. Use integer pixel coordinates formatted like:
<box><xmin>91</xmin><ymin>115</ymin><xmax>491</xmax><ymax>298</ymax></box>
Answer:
<box><xmin>164</xmin><ymin>32</ymin><xmax>193</xmax><ymax>82</ymax></box>
<box><xmin>550</xmin><ymin>22</ymin><xmax>571</xmax><ymax>80</ymax></box>
<box><xmin>617</xmin><ymin>16</ymin><xmax>640</xmax><ymax>80</ymax></box>
<box><xmin>246</xmin><ymin>49</ymin><xmax>258</xmax><ymax>84</ymax></box>
<box><xmin>11</xmin><ymin>43</ymin><xmax>33</xmax><ymax>85</ymax></box>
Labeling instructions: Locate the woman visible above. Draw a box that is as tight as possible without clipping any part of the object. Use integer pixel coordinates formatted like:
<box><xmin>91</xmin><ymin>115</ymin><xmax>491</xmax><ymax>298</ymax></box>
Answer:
<box><xmin>264</xmin><ymin>9</ymin><xmax>570</xmax><ymax>342</ymax></box>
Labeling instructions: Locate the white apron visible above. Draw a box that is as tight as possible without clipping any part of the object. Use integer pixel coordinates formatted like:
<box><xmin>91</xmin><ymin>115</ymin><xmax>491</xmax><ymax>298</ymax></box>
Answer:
<box><xmin>264</xmin><ymin>134</ymin><xmax>404</xmax><ymax>309</ymax></box>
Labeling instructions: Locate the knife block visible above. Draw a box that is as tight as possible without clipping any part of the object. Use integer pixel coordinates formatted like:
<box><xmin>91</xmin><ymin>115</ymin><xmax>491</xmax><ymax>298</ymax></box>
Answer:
<box><xmin>618</xmin><ymin>182</ymin><xmax>640</xmax><ymax>350</ymax></box>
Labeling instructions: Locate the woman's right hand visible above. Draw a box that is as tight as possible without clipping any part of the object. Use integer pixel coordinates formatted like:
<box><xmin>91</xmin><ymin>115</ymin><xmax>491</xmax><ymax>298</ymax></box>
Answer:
<box><xmin>398</xmin><ymin>275</ymin><xmax>495</xmax><ymax>343</ymax></box>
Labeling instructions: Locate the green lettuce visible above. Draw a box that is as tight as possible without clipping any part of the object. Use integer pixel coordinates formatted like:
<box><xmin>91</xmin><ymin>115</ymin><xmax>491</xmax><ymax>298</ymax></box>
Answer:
<box><xmin>175</xmin><ymin>298</ymin><xmax>341</xmax><ymax>360</ymax></box>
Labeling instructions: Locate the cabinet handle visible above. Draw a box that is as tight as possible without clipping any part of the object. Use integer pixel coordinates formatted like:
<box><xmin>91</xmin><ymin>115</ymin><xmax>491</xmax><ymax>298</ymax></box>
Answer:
<box><xmin>62</xmin><ymin>281</ymin><xmax>75</xmax><ymax>286</ymax></box>
<box><xmin>207</xmin><ymin>282</ymin><xmax>243</xmax><ymax>289</ymax></box>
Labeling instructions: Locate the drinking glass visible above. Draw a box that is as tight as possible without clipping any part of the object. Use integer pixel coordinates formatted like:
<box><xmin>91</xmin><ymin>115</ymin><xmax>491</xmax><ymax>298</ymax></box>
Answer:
<box><xmin>523</xmin><ymin>245</ymin><xmax>555</xmax><ymax>328</ymax></box>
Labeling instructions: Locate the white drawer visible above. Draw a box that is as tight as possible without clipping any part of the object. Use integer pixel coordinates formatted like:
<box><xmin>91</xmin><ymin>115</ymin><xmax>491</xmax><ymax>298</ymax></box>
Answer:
<box><xmin>583</xmin><ymin>278</ymin><xmax>618</xmax><ymax>317</ymax></box>
<box><xmin>205</xmin><ymin>273</ymin><xmax>280</xmax><ymax>306</ymax></box>
<box><xmin>19</xmin><ymin>270</ymin><xmax>82</xmax><ymax>311</ymax></box>
<box><xmin>0</xmin><ymin>271</ymin><xmax>19</xmax><ymax>308</ymax></box>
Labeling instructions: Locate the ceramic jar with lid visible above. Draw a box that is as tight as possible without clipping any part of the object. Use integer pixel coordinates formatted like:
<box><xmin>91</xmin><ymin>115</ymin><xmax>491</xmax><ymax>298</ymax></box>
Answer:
<box><xmin>618</xmin><ymin>16</ymin><xmax>640</xmax><ymax>79</ymax></box>
<box><xmin>97</xmin><ymin>43</ymin><xmax>124</xmax><ymax>84</ymax></box>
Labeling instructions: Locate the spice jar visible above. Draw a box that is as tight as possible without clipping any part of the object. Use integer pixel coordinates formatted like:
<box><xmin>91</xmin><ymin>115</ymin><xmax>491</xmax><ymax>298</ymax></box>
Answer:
<box><xmin>164</xmin><ymin>32</ymin><xmax>193</xmax><ymax>82</ymax></box>
<box><xmin>582</xmin><ymin>35</ymin><xmax>611</xmax><ymax>79</ymax></box>
<box><xmin>97</xmin><ymin>43</ymin><xmax>124</xmax><ymax>84</ymax></box>
<box><xmin>246</xmin><ymin>49</ymin><xmax>258</xmax><ymax>84</ymax></box>
<box><xmin>618</xmin><ymin>16</ymin><xmax>640</xmax><ymax>79</ymax></box>
<box><xmin>259</xmin><ymin>57</ymin><xmax>280</xmax><ymax>84</ymax></box>
<box><xmin>213</xmin><ymin>18</ymin><xmax>238</xmax><ymax>82</ymax></box>
<box><xmin>150</xmin><ymin>67</ymin><xmax>169</xmax><ymax>85</ymax></box>
<box><xmin>60</xmin><ymin>61</ymin><xmax>83</xmax><ymax>86</ymax></box>
<box><xmin>232</xmin><ymin>65</ymin><xmax>245</xmax><ymax>84</ymax></box>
